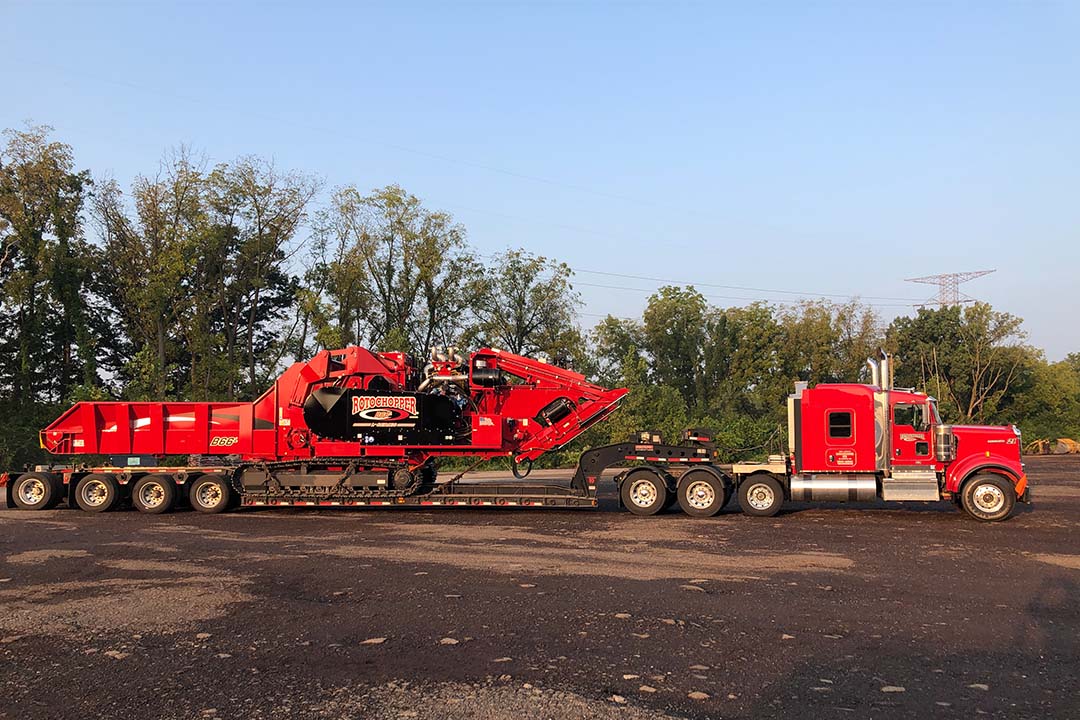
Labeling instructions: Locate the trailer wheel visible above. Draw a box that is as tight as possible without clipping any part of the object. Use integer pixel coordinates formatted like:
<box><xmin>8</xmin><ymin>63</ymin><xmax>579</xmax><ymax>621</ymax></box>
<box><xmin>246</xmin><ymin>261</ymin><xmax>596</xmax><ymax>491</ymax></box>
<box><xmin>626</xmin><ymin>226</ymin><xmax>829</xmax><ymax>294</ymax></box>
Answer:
<box><xmin>620</xmin><ymin>468</ymin><xmax>668</xmax><ymax>516</ymax></box>
<box><xmin>75</xmin><ymin>474</ymin><xmax>121</xmax><ymax>513</ymax></box>
<box><xmin>960</xmin><ymin>474</ymin><xmax>1015</xmax><ymax>522</ymax></box>
<box><xmin>739</xmin><ymin>474</ymin><xmax>784</xmax><ymax>517</ymax></box>
<box><xmin>677</xmin><ymin>469</ymin><xmax>726</xmax><ymax>518</ymax></box>
<box><xmin>189</xmin><ymin>474</ymin><xmax>232</xmax><ymax>514</ymax></box>
<box><xmin>131</xmin><ymin>475</ymin><xmax>177</xmax><ymax>514</ymax></box>
<box><xmin>12</xmin><ymin>472</ymin><xmax>61</xmax><ymax>511</ymax></box>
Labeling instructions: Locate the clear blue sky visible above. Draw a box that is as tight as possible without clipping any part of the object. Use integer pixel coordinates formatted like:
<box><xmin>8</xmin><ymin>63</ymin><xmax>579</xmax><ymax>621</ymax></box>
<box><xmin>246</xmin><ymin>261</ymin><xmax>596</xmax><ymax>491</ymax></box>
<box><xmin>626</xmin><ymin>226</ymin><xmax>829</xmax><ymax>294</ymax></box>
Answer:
<box><xmin>4</xmin><ymin>1</ymin><xmax>1078</xmax><ymax>358</ymax></box>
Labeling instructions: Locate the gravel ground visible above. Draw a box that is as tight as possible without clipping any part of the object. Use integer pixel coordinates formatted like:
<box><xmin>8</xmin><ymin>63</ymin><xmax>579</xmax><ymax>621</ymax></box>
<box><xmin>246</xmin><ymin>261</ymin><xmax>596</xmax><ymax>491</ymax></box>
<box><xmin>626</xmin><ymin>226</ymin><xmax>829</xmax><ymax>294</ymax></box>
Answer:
<box><xmin>1</xmin><ymin>456</ymin><xmax>1077</xmax><ymax>719</ymax></box>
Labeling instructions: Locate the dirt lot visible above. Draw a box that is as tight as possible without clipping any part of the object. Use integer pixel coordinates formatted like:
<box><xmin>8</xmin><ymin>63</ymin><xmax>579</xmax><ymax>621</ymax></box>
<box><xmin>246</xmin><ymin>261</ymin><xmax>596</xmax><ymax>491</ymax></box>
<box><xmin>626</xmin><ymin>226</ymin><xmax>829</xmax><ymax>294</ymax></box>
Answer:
<box><xmin>1</xmin><ymin>456</ymin><xmax>1077</xmax><ymax>720</ymax></box>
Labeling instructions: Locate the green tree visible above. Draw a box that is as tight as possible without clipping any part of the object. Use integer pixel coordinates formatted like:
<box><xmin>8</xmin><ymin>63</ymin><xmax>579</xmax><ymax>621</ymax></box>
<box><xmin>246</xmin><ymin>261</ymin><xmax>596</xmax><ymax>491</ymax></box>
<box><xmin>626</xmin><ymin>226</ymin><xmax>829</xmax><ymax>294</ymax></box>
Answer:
<box><xmin>198</xmin><ymin>156</ymin><xmax>318</xmax><ymax>397</ymax></box>
<box><xmin>641</xmin><ymin>286</ymin><xmax>707</xmax><ymax>408</ymax></box>
<box><xmin>305</xmin><ymin>185</ymin><xmax>483</xmax><ymax>357</ymax></box>
<box><xmin>0</xmin><ymin>125</ymin><xmax>101</xmax><ymax>469</ymax></box>
<box><xmin>468</xmin><ymin>249</ymin><xmax>585</xmax><ymax>368</ymax></box>
<box><xmin>598</xmin><ymin>349</ymin><xmax>688</xmax><ymax>445</ymax></box>
<box><xmin>95</xmin><ymin>150</ymin><xmax>317</xmax><ymax>400</ymax></box>
<box><xmin>1004</xmin><ymin>356</ymin><xmax>1080</xmax><ymax>440</ymax></box>
<box><xmin>887</xmin><ymin>303</ymin><xmax>1028</xmax><ymax>423</ymax></box>
<box><xmin>591</xmin><ymin>315</ymin><xmax>645</xmax><ymax>387</ymax></box>
<box><xmin>777</xmin><ymin>300</ymin><xmax>881</xmax><ymax>384</ymax></box>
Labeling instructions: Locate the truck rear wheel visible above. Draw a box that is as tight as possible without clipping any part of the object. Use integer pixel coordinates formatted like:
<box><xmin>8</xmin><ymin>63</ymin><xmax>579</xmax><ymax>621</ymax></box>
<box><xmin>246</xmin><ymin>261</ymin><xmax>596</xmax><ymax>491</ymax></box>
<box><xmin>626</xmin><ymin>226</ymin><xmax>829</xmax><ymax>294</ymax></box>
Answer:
<box><xmin>677</xmin><ymin>469</ymin><xmax>727</xmax><ymax>517</ymax></box>
<box><xmin>189</xmin><ymin>474</ymin><xmax>232</xmax><ymax>514</ymax></box>
<box><xmin>960</xmin><ymin>474</ymin><xmax>1015</xmax><ymax>522</ymax></box>
<box><xmin>739</xmin><ymin>474</ymin><xmax>784</xmax><ymax>517</ymax></box>
<box><xmin>12</xmin><ymin>472</ymin><xmax>61</xmax><ymax>511</ymax></box>
<box><xmin>620</xmin><ymin>468</ymin><xmax>668</xmax><ymax>516</ymax></box>
<box><xmin>132</xmin><ymin>475</ymin><xmax>177</xmax><ymax>514</ymax></box>
<box><xmin>75</xmin><ymin>474</ymin><xmax>121</xmax><ymax>513</ymax></box>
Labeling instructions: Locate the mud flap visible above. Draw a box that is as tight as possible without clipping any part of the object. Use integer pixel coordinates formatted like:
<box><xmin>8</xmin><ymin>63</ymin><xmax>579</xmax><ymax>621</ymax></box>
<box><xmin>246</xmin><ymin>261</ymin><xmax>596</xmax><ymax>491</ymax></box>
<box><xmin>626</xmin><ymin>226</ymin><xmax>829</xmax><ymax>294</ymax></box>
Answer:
<box><xmin>3</xmin><ymin>474</ymin><xmax>14</xmax><ymax>509</ymax></box>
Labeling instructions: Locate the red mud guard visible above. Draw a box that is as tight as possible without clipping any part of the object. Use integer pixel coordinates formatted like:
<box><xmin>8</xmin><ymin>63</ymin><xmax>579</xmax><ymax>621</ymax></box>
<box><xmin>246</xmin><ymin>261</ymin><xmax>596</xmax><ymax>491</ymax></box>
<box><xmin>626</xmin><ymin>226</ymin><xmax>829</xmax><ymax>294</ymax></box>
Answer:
<box><xmin>1</xmin><ymin>472</ymin><xmax>13</xmax><ymax>509</ymax></box>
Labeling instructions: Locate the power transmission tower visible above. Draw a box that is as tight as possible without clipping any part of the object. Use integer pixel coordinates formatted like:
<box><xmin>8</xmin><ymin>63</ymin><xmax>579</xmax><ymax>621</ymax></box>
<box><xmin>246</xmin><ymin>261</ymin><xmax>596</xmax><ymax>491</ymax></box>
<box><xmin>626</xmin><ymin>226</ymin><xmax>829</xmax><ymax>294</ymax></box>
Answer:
<box><xmin>905</xmin><ymin>270</ymin><xmax>996</xmax><ymax>308</ymax></box>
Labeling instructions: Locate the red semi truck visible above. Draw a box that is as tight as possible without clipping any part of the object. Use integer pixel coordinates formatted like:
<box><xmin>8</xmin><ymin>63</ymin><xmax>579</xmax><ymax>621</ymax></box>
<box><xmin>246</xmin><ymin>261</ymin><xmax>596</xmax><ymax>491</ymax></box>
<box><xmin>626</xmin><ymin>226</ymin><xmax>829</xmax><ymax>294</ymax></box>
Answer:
<box><xmin>1</xmin><ymin>347</ymin><xmax>1027</xmax><ymax>521</ymax></box>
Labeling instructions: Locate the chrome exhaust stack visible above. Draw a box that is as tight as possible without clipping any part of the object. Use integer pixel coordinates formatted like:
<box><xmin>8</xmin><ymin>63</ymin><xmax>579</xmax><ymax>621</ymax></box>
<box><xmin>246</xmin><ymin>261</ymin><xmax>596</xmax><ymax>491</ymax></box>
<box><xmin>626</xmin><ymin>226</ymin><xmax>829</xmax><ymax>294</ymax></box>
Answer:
<box><xmin>866</xmin><ymin>357</ymin><xmax>881</xmax><ymax>387</ymax></box>
<box><xmin>878</xmin><ymin>349</ymin><xmax>892</xmax><ymax>390</ymax></box>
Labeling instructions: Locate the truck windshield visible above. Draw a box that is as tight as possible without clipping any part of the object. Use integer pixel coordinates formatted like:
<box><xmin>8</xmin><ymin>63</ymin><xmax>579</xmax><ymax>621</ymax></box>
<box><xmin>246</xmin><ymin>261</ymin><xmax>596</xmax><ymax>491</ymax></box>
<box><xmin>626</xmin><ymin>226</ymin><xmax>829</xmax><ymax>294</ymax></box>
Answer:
<box><xmin>928</xmin><ymin>400</ymin><xmax>941</xmax><ymax>425</ymax></box>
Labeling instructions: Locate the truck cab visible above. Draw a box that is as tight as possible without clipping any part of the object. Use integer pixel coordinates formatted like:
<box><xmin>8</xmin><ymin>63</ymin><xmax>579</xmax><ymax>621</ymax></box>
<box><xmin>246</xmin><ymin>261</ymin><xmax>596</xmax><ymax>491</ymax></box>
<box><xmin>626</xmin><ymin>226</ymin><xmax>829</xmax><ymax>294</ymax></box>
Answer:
<box><xmin>733</xmin><ymin>352</ymin><xmax>1028</xmax><ymax>521</ymax></box>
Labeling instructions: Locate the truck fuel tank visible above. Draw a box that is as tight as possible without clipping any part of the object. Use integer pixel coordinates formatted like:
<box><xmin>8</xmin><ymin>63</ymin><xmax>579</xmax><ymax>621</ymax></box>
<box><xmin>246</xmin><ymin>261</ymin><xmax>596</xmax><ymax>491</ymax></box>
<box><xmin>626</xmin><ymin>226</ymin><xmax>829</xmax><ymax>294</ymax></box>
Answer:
<box><xmin>790</xmin><ymin>473</ymin><xmax>877</xmax><ymax>502</ymax></box>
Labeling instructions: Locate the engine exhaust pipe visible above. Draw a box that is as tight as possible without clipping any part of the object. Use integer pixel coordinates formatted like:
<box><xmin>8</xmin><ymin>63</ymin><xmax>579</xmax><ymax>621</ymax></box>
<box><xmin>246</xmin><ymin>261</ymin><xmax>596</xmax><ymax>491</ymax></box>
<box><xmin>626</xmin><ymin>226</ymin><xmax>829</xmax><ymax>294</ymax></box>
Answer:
<box><xmin>878</xmin><ymin>350</ymin><xmax>892</xmax><ymax>390</ymax></box>
<box><xmin>866</xmin><ymin>357</ymin><xmax>881</xmax><ymax>387</ymax></box>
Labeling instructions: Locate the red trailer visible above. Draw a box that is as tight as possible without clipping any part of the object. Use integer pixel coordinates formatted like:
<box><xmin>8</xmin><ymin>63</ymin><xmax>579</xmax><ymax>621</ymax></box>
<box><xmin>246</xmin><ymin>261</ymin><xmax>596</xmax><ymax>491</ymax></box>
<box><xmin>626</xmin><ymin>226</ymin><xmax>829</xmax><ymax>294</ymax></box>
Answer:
<box><xmin>6</xmin><ymin>346</ymin><xmax>627</xmax><ymax>513</ymax></box>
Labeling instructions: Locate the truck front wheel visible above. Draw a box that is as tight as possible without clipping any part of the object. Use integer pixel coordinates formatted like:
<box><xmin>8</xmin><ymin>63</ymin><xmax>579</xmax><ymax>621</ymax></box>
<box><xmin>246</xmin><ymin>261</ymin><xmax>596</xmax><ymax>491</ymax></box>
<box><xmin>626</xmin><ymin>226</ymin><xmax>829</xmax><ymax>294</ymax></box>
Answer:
<box><xmin>739</xmin><ymin>475</ymin><xmax>784</xmax><ymax>517</ymax></box>
<box><xmin>960</xmin><ymin>474</ymin><xmax>1015</xmax><ymax>522</ymax></box>
<box><xmin>620</xmin><ymin>469</ymin><xmax>668</xmax><ymax>516</ymax></box>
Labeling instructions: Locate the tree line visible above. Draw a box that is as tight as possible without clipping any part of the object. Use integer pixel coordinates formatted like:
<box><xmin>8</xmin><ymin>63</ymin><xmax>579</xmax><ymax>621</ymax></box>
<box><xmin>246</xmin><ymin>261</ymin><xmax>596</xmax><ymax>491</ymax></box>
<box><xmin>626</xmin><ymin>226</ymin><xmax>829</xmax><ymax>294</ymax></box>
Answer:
<box><xmin>1</xmin><ymin>125</ymin><xmax>1077</xmax><ymax>469</ymax></box>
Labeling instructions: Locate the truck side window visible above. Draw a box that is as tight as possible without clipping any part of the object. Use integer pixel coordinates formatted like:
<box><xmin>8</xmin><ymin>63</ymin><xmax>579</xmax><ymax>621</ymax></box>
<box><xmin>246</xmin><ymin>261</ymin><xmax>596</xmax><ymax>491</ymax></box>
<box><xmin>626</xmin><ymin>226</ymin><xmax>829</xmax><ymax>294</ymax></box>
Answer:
<box><xmin>894</xmin><ymin>404</ymin><xmax>919</xmax><ymax>428</ymax></box>
<box><xmin>827</xmin><ymin>411</ymin><xmax>853</xmax><ymax>439</ymax></box>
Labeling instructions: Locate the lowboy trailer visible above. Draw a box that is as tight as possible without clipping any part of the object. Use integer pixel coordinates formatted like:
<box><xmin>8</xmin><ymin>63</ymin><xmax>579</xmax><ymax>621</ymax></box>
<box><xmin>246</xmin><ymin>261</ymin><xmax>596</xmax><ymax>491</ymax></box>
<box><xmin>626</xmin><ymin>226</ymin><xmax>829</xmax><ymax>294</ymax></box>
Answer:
<box><xmin>2</xmin><ymin>348</ymin><xmax>1028</xmax><ymax>521</ymax></box>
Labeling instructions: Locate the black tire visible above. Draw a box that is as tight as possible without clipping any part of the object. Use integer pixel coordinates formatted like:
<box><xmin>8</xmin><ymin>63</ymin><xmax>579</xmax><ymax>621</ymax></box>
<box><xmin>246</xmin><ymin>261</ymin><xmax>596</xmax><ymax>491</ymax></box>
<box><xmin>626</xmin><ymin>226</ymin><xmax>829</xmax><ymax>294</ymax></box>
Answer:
<box><xmin>11</xmin><ymin>472</ymin><xmax>60</xmax><ymax>511</ymax></box>
<box><xmin>131</xmin><ymin>474</ymin><xmax>177</xmax><ymax>514</ymax></box>
<box><xmin>620</xmin><ymin>468</ymin><xmax>668</xmax><ymax>516</ymax></box>
<box><xmin>189</xmin><ymin>474</ymin><xmax>232</xmax><ymax>514</ymax></box>
<box><xmin>960</xmin><ymin>474</ymin><xmax>1016</xmax><ymax>522</ymax></box>
<box><xmin>739</xmin><ymin>474</ymin><xmax>784</xmax><ymax>517</ymax></box>
<box><xmin>75</xmin><ymin>473</ymin><xmax>121</xmax><ymax>513</ymax></box>
<box><xmin>677</xmin><ymin>468</ymin><xmax>727</xmax><ymax>518</ymax></box>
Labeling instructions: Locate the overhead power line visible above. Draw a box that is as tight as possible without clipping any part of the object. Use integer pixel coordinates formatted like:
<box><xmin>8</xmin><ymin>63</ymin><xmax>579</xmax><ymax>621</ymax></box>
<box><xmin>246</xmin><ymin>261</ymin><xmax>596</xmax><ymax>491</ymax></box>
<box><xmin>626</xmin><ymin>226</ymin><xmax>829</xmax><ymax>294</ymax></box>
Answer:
<box><xmin>573</xmin><ymin>281</ymin><xmax>916</xmax><ymax>309</ymax></box>
<box><xmin>474</xmin><ymin>252</ymin><xmax>920</xmax><ymax>309</ymax></box>
<box><xmin>573</xmin><ymin>267</ymin><xmax>924</xmax><ymax>303</ymax></box>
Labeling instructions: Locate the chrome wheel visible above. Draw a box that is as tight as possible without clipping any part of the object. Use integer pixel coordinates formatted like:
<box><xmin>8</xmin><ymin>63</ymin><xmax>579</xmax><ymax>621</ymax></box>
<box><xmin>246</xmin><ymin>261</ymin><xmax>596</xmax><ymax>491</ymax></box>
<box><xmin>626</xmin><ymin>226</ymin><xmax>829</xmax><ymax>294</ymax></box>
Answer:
<box><xmin>972</xmin><ymin>483</ymin><xmax>1005</xmax><ymax>514</ymax></box>
<box><xmin>196</xmin><ymin>483</ymin><xmax>223</xmax><ymax>509</ymax></box>
<box><xmin>684</xmin><ymin>480</ymin><xmax>716</xmax><ymax>511</ymax></box>
<box><xmin>138</xmin><ymin>481</ymin><xmax>166</xmax><ymax>509</ymax></box>
<box><xmin>80</xmin><ymin>479</ymin><xmax>110</xmax><ymax>508</ymax></box>
<box><xmin>629</xmin><ymin>478</ymin><xmax>659</xmax><ymax>508</ymax></box>
<box><xmin>18</xmin><ymin>478</ymin><xmax>46</xmax><ymax>507</ymax></box>
<box><xmin>746</xmin><ymin>483</ymin><xmax>775</xmax><ymax>511</ymax></box>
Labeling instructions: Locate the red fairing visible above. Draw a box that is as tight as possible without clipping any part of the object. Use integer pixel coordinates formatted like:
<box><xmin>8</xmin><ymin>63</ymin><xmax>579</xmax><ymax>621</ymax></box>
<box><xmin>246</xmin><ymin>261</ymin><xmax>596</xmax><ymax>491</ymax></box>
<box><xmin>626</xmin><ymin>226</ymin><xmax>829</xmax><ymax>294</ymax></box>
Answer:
<box><xmin>39</xmin><ymin>347</ymin><xmax>628</xmax><ymax>468</ymax></box>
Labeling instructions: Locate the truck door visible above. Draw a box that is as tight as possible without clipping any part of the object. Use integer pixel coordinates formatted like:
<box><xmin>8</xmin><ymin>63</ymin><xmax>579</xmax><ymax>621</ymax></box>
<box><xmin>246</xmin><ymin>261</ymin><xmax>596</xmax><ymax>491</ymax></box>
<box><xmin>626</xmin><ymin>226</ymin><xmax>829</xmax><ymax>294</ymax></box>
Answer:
<box><xmin>891</xmin><ymin>402</ymin><xmax>932</xmax><ymax>466</ymax></box>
